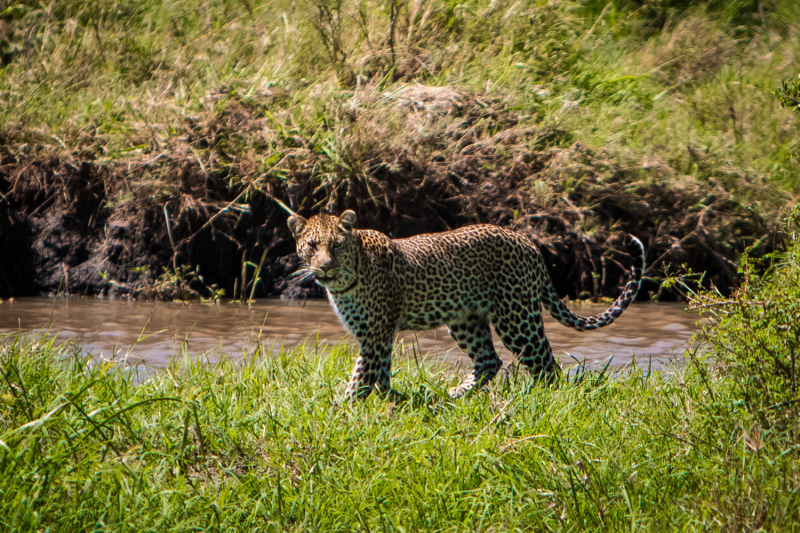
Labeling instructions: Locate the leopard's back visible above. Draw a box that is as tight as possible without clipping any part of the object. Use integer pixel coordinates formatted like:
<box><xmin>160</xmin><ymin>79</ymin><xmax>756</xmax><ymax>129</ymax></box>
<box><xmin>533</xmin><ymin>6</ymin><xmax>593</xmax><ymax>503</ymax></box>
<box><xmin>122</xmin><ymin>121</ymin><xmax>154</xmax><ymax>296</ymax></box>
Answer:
<box><xmin>389</xmin><ymin>225</ymin><xmax>545</xmax><ymax>329</ymax></box>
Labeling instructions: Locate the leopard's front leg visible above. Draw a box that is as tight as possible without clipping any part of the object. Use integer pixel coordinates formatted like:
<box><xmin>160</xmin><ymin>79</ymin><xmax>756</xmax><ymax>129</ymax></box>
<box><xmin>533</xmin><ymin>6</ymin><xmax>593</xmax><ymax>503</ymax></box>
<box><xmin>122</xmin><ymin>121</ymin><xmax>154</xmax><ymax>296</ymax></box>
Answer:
<box><xmin>344</xmin><ymin>334</ymin><xmax>394</xmax><ymax>400</ymax></box>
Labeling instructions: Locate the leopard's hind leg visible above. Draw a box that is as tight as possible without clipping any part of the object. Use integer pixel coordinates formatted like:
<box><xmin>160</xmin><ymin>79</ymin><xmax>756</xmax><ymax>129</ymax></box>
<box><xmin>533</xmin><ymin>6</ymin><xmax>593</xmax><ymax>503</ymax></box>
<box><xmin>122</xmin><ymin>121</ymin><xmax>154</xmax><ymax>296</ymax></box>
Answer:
<box><xmin>494</xmin><ymin>304</ymin><xmax>560</xmax><ymax>380</ymax></box>
<box><xmin>447</xmin><ymin>315</ymin><xmax>502</xmax><ymax>398</ymax></box>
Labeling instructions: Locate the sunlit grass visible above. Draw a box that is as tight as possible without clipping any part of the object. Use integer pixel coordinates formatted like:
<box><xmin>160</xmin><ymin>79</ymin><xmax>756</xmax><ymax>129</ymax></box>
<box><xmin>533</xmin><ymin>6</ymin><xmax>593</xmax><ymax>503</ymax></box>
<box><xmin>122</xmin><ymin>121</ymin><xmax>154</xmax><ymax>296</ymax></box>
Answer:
<box><xmin>1</xmin><ymin>0</ymin><xmax>798</xmax><ymax>191</ymax></box>
<box><xmin>1</xmin><ymin>331</ymin><xmax>797</xmax><ymax>531</ymax></box>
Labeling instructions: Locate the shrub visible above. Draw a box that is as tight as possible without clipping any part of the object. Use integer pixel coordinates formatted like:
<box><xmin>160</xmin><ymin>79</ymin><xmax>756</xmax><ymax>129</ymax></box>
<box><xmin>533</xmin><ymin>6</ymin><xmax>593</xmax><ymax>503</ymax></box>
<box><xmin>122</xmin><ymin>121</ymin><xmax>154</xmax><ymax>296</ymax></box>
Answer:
<box><xmin>688</xmin><ymin>210</ymin><xmax>800</xmax><ymax>430</ymax></box>
<box><xmin>777</xmin><ymin>74</ymin><xmax>800</xmax><ymax>113</ymax></box>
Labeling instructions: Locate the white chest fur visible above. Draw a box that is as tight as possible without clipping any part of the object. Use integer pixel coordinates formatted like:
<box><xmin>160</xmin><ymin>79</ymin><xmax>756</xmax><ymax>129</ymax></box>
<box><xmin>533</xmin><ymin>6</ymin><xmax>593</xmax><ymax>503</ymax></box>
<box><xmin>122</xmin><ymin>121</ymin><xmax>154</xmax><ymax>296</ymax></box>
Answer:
<box><xmin>326</xmin><ymin>289</ymin><xmax>354</xmax><ymax>336</ymax></box>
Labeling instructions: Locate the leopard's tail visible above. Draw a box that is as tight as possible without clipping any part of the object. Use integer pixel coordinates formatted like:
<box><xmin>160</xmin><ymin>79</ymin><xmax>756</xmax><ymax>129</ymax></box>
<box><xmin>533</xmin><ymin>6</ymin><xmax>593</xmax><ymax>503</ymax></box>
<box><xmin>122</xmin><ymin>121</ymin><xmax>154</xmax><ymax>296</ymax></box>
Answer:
<box><xmin>541</xmin><ymin>235</ymin><xmax>645</xmax><ymax>331</ymax></box>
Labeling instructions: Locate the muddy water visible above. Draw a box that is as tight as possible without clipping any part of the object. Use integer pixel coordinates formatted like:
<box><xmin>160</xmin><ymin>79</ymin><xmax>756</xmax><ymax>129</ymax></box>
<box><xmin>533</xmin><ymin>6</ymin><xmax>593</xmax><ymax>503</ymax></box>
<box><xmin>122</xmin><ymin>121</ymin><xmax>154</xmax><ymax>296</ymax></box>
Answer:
<box><xmin>0</xmin><ymin>298</ymin><xmax>700</xmax><ymax>370</ymax></box>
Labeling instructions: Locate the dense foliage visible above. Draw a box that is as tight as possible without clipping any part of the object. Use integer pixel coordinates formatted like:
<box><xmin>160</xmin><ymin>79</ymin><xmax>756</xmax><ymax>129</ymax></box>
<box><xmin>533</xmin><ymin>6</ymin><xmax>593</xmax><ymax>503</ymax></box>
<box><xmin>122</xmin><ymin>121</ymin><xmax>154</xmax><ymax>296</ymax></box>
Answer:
<box><xmin>689</xmin><ymin>213</ymin><xmax>800</xmax><ymax>431</ymax></box>
<box><xmin>778</xmin><ymin>75</ymin><xmax>800</xmax><ymax>113</ymax></box>
<box><xmin>2</xmin><ymin>0</ymin><xmax>798</xmax><ymax>188</ymax></box>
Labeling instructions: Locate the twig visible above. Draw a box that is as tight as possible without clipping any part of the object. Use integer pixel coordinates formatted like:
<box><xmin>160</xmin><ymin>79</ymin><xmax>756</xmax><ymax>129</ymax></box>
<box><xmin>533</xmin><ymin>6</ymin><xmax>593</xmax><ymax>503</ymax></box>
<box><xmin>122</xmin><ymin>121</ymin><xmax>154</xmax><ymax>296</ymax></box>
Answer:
<box><xmin>581</xmin><ymin>3</ymin><xmax>610</xmax><ymax>43</ymax></box>
<box><xmin>177</xmin><ymin>185</ymin><xmax>252</xmax><ymax>246</ymax></box>
<box><xmin>644</xmin><ymin>206</ymin><xmax>713</xmax><ymax>275</ymax></box>
<box><xmin>470</xmin><ymin>399</ymin><xmax>512</xmax><ymax>445</ymax></box>
<box><xmin>764</xmin><ymin>398</ymin><xmax>800</xmax><ymax>411</ymax></box>
<box><xmin>687</xmin><ymin>301</ymin><xmax>739</xmax><ymax>311</ymax></box>
<box><xmin>163</xmin><ymin>205</ymin><xmax>178</xmax><ymax>271</ymax></box>
<box><xmin>62</xmin><ymin>262</ymin><xmax>70</xmax><ymax>296</ymax></box>
<box><xmin>389</xmin><ymin>0</ymin><xmax>400</xmax><ymax>68</ymax></box>
<box><xmin>500</xmin><ymin>434</ymin><xmax>548</xmax><ymax>453</ymax></box>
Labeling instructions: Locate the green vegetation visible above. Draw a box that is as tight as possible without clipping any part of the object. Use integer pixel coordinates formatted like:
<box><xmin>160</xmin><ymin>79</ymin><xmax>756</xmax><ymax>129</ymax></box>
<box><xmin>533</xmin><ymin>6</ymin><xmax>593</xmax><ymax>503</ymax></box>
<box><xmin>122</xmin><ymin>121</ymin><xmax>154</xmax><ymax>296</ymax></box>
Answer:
<box><xmin>779</xmin><ymin>74</ymin><xmax>800</xmax><ymax>114</ymax></box>
<box><xmin>685</xmin><ymin>212</ymin><xmax>800</xmax><ymax>430</ymax></box>
<box><xmin>2</xmin><ymin>220</ymin><xmax>800</xmax><ymax>530</ymax></box>
<box><xmin>2</xmin><ymin>0</ymin><xmax>798</xmax><ymax>187</ymax></box>
<box><xmin>1</xmin><ymin>0</ymin><xmax>799</xmax><ymax>298</ymax></box>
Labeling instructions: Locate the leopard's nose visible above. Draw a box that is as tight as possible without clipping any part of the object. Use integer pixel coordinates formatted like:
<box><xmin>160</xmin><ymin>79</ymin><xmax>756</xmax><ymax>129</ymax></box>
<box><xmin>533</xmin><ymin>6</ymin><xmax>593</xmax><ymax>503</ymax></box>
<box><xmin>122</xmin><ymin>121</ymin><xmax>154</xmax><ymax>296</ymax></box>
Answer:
<box><xmin>316</xmin><ymin>250</ymin><xmax>335</xmax><ymax>273</ymax></box>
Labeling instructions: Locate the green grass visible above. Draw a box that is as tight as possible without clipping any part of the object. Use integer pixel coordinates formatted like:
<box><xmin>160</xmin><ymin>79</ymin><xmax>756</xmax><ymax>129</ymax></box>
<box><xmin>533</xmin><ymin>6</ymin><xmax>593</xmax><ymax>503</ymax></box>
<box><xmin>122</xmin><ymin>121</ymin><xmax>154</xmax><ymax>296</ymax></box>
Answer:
<box><xmin>2</xmin><ymin>0</ymin><xmax>798</xmax><ymax>193</ymax></box>
<box><xmin>0</xmin><ymin>331</ymin><xmax>798</xmax><ymax>531</ymax></box>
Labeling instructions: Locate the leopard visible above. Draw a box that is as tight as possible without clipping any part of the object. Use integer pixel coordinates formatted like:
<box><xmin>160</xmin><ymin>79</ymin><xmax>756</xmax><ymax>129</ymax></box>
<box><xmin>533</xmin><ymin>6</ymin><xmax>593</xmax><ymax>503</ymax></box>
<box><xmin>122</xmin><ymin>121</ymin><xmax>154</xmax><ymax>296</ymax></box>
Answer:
<box><xmin>287</xmin><ymin>210</ymin><xmax>645</xmax><ymax>400</ymax></box>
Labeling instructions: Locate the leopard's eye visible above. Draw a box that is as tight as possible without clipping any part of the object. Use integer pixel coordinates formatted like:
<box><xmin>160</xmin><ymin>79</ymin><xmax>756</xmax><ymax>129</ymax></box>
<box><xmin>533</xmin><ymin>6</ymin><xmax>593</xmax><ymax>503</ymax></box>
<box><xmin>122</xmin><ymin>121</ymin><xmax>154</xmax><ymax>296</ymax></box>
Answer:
<box><xmin>307</xmin><ymin>240</ymin><xmax>318</xmax><ymax>250</ymax></box>
<box><xmin>333</xmin><ymin>239</ymin><xmax>344</xmax><ymax>250</ymax></box>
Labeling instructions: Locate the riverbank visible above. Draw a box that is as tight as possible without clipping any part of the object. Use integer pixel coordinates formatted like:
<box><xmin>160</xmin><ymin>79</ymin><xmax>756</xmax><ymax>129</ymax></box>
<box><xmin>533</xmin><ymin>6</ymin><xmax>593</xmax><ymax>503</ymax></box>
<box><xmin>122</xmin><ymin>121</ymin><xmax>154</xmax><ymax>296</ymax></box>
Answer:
<box><xmin>1</xmin><ymin>1</ymin><xmax>798</xmax><ymax>299</ymax></box>
<box><xmin>2</xmin><ymin>226</ymin><xmax>799</xmax><ymax>530</ymax></box>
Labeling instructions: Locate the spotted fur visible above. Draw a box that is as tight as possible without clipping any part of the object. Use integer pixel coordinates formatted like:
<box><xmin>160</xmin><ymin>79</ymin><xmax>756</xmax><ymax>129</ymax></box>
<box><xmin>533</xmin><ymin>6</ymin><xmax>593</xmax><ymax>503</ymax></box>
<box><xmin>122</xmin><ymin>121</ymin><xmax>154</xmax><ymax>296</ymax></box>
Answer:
<box><xmin>288</xmin><ymin>211</ymin><xmax>645</xmax><ymax>400</ymax></box>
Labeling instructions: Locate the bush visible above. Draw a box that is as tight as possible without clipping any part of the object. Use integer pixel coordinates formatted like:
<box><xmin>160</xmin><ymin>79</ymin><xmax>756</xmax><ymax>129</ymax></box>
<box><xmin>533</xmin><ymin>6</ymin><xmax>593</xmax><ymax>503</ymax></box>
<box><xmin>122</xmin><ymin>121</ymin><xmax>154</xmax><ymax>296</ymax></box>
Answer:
<box><xmin>778</xmin><ymin>74</ymin><xmax>800</xmax><ymax>113</ymax></box>
<box><xmin>687</xmin><ymin>211</ymin><xmax>800</xmax><ymax>429</ymax></box>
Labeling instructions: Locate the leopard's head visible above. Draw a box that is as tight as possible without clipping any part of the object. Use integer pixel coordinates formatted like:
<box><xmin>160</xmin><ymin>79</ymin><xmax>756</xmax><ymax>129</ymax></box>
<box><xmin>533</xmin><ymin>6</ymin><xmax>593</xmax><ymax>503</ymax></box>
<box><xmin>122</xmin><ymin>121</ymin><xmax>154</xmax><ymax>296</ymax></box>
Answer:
<box><xmin>287</xmin><ymin>210</ymin><xmax>359</xmax><ymax>291</ymax></box>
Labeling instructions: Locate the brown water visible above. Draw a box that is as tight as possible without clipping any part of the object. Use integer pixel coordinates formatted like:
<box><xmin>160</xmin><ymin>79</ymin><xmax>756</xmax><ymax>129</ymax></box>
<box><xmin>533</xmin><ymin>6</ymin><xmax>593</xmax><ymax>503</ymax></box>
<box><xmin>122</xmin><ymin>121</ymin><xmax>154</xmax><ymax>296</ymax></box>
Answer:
<box><xmin>0</xmin><ymin>298</ymin><xmax>700</xmax><ymax>370</ymax></box>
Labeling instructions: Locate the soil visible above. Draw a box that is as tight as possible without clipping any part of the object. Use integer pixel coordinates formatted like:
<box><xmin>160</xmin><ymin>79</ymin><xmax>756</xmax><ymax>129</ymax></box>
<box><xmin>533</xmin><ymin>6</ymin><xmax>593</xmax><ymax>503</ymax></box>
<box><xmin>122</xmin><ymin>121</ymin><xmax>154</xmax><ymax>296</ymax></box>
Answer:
<box><xmin>0</xmin><ymin>86</ymin><xmax>781</xmax><ymax>301</ymax></box>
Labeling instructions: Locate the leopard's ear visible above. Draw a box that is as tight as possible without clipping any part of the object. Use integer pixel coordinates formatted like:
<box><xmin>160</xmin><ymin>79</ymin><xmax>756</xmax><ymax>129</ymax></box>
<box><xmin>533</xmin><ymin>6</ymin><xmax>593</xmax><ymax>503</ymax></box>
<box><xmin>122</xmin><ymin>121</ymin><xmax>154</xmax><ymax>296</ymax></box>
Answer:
<box><xmin>287</xmin><ymin>215</ymin><xmax>307</xmax><ymax>237</ymax></box>
<box><xmin>337</xmin><ymin>210</ymin><xmax>356</xmax><ymax>234</ymax></box>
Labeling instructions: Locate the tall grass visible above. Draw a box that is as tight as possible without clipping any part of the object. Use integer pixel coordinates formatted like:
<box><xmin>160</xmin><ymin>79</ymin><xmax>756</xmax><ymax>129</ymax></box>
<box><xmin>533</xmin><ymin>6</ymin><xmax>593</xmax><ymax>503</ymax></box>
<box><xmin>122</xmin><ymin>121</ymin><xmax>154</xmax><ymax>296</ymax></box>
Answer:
<box><xmin>1</xmin><ymin>0</ymin><xmax>798</xmax><ymax>192</ymax></box>
<box><xmin>2</xmin><ymin>323</ymin><xmax>799</xmax><ymax>529</ymax></box>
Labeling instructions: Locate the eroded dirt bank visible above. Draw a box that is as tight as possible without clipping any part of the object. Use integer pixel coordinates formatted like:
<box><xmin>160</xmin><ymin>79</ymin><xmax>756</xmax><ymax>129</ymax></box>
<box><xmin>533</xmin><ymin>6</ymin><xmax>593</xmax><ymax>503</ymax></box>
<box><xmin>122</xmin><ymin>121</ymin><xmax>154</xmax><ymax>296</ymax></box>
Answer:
<box><xmin>0</xmin><ymin>87</ymin><xmax>782</xmax><ymax>301</ymax></box>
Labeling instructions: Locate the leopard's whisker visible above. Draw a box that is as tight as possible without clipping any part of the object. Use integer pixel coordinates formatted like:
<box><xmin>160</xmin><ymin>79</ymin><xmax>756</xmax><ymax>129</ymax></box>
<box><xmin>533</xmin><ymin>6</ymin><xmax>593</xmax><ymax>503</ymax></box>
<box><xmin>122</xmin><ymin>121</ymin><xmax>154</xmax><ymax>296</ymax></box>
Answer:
<box><xmin>291</xmin><ymin>272</ymin><xmax>315</xmax><ymax>286</ymax></box>
<box><xmin>288</xmin><ymin>267</ymin><xmax>311</xmax><ymax>280</ymax></box>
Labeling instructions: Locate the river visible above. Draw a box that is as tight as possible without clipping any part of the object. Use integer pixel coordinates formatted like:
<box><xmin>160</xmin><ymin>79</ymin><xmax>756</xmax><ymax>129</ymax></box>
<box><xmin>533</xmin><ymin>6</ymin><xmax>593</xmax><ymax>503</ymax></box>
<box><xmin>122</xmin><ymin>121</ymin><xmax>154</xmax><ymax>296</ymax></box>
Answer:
<box><xmin>0</xmin><ymin>298</ymin><xmax>701</xmax><ymax>371</ymax></box>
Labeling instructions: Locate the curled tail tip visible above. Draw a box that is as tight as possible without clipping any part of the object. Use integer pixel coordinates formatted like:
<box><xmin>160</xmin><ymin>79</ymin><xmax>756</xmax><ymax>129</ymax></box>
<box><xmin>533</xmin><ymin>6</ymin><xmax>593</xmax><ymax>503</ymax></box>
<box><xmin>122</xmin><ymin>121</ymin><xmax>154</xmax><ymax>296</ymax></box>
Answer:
<box><xmin>624</xmin><ymin>235</ymin><xmax>645</xmax><ymax>272</ymax></box>
<box><xmin>623</xmin><ymin>234</ymin><xmax>643</xmax><ymax>252</ymax></box>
